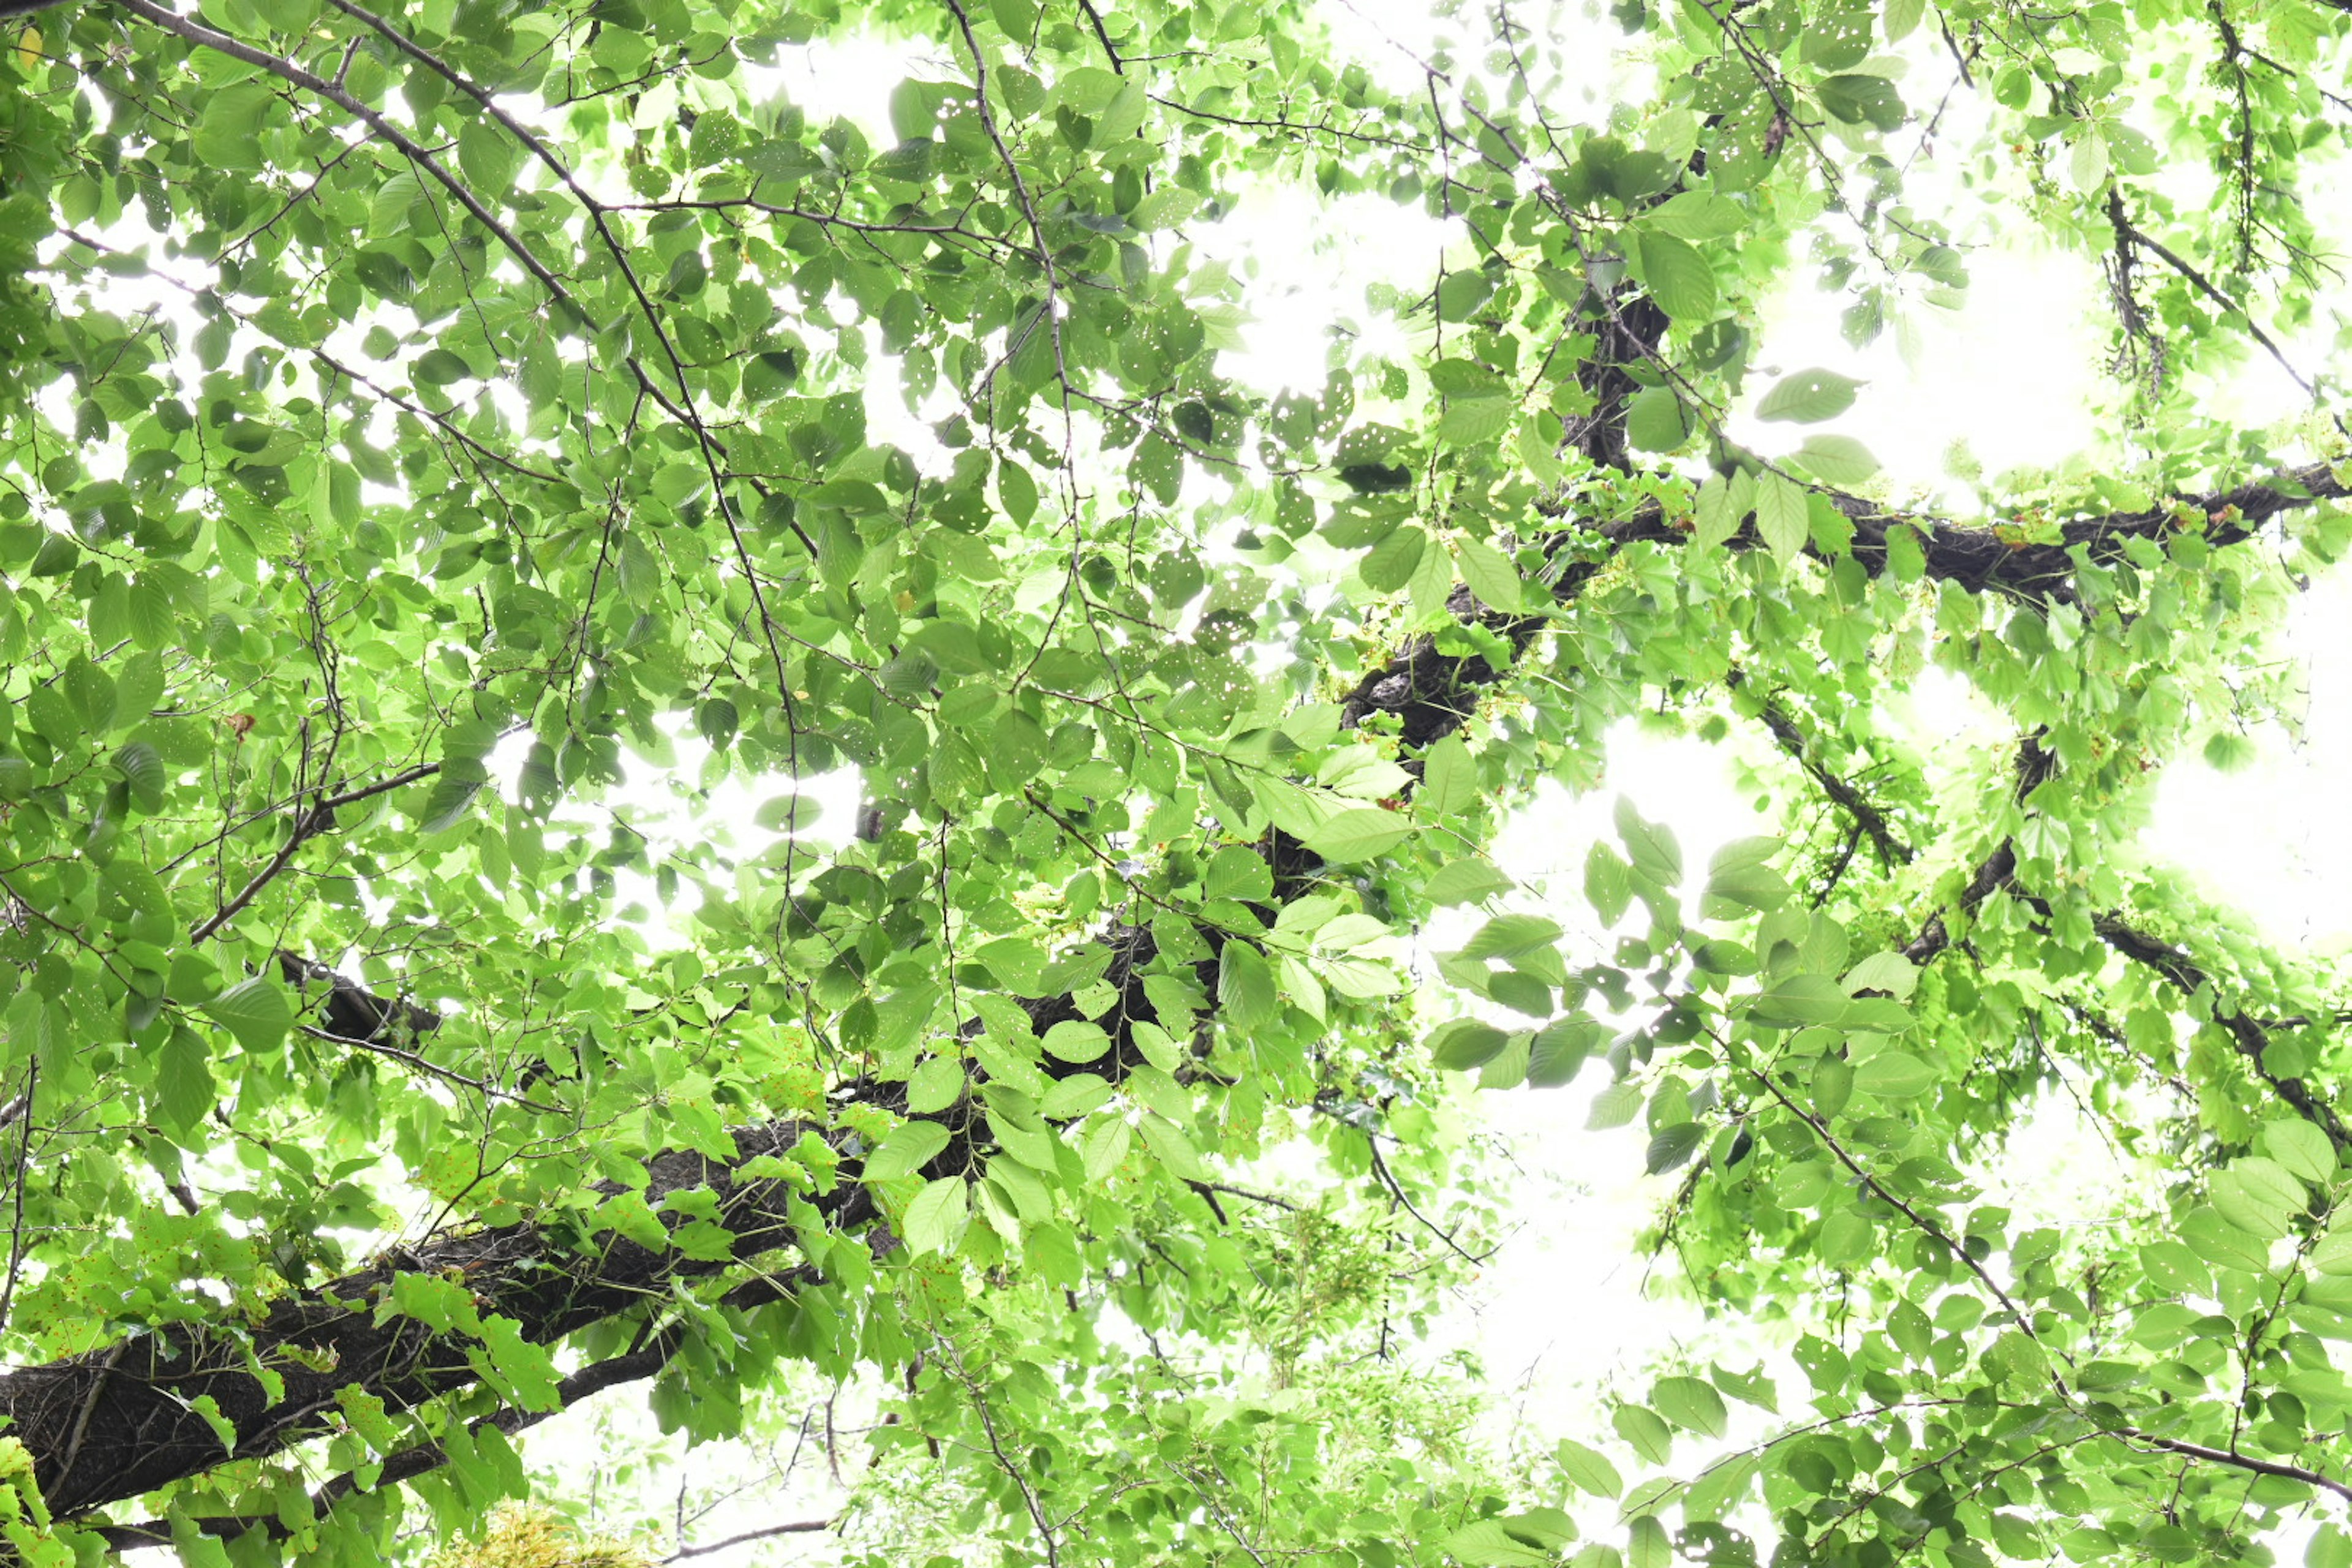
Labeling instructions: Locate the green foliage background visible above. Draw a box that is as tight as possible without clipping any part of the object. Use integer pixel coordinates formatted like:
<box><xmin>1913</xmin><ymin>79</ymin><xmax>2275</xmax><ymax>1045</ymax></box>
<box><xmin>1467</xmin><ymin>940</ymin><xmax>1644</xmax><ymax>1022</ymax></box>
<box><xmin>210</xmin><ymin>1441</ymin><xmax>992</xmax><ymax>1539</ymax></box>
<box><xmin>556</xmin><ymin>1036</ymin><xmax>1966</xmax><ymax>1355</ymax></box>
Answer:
<box><xmin>0</xmin><ymin>0</ymin><xmax>2348</xmax><ymax>1561</ymax></box>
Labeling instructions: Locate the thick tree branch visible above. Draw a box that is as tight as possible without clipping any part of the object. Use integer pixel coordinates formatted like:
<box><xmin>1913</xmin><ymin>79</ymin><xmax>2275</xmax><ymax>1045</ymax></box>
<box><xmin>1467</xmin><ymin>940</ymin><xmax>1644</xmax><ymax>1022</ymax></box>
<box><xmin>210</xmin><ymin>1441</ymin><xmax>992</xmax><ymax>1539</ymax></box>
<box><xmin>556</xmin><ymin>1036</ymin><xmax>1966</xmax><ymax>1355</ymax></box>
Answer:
<box><xmin>1596</xmin><ymin>462</ymin><xmax>2349</xmax><ymax>606</ymax></box>
<box><xmin>92</xmin><ymin>1256</ymin><xmax>837</xmax><ymax>1551</ymax></box>
<box><xmin>94</xmin><ymin>1303</ymin><xmax>704</xmax><ymax>1548</ymax></box>
<box><xmin>0</xmin><ymin>1117</ymin><xmax>904</xmax><ymax>1519</ymax></box>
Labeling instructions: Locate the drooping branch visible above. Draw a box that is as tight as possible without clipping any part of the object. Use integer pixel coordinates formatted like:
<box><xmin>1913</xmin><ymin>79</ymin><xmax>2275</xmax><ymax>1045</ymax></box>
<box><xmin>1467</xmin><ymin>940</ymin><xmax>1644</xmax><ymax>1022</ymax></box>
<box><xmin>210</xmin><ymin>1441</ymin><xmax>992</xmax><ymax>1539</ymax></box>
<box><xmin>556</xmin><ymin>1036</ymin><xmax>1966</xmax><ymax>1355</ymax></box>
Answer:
<box><xmin>2091</xmin><ymin>914</ymin><xmax>2351</xmax><ymax>1150</ymax></box>
<box><xmin>2106</xmin><ymin>189</ymin><xmax>2318</xmax><ymax>400</ymax></box>
<box><xmin>111</xmin><ymin>0</ymin><xmax>586</xmax><ymax>316</ymax></box>
<box><xmin>1890</xmin><ymin>740</ymin><xmax>2350</xmax><ymax>1147</ymax></box>
<box><xmin>189</xmin><ymin>762</ymin><xmax>445</xmax><ymax>944</ymax></box>
<box><xmin>1726</xmin><ymin>668</ymin><xmax>1913</xmax><ymax>868</ymax></box>
<box><xmin>1901</xmin><ymin>736</ymin><xmax>2057</xmax><ymax>965</ymax></box>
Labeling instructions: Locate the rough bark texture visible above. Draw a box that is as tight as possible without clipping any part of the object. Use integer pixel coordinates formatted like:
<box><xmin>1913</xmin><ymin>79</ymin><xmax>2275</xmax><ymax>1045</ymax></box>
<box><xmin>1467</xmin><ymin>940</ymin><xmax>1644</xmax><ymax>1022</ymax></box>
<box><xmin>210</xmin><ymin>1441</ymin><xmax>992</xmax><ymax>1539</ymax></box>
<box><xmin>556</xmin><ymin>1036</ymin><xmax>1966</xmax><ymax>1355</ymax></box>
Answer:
<box><xmin>1597</xmin><ymin>461</ymin><xmax>2348</xmax><ymax>603</ymax></box>
<box><xmin>0</xmin><ymin>1118</ymin><xmax>880</xmax><ymax>1519</ymax></box>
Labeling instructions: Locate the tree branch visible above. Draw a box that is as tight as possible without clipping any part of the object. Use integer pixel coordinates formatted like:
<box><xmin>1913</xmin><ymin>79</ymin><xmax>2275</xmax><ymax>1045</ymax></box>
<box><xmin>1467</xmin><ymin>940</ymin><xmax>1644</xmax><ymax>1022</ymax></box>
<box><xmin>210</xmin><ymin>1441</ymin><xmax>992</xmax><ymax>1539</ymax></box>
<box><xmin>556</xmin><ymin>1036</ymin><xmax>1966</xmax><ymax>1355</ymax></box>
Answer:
<box><xmin>113</xmin><ymin>0</ymin><xmax>587</xmax><ymax>318</ymax></box>
<box><xmin>1726</xmin><ymin>668</ymin><xmax>1912</xmax><ymax>867</ymax></box>
<box><xmin>0</xmin><ymin>1117</ymin><xmax>902</xmax><ymax>1518</ymax></box>
<box><xmin>2119</xmin><ymin>1428</ymin><xmax>2352</xmax><ymax>1505</ymax></box>
<box><xmin>666</xmin><ymin>1517</ymin><xmax>837</xmax><ymax>1562</ymax></box>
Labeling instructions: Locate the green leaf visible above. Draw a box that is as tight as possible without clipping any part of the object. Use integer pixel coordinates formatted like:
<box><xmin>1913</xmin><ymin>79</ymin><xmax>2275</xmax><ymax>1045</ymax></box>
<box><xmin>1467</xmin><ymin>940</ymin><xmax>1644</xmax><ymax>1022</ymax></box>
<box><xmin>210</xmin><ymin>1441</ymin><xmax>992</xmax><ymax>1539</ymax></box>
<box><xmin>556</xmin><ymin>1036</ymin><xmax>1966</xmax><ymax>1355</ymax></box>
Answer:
<box><xmin>1613</xmin><ymin>799</ymin><xmax>1681</xmax><ymax>886</ymax></box>
<box><xmin>417</xmin><ymin>775</ymin><xmax>484</xmax><ymax>835</ymax></box>
<box><xmin>479</xmin><ymin>1316</ymin><xmax>564</xmax><ymax>1410</ymax></box>
<box><xmin>1789</xmin><ymin>434</ymin><xmax>1879</xmax><ymax>486</ymax></box>
<box><xmin>194</xmin><ymin>85</ymin><xmax>273</xmax><ymax>173</ymax></box>
<box><xmin>1843</xmin><ymin>952</ymin><xmax>1918</xmax><ymax>1000</ymax></box>
<box><xmin>1634</xmin><ymin>228</ymin><xmax>1717</xmax><ymax>322</ymax></box>
<box><xmin>1457</xmin><ymin>536</ymin><xmax>1525</xmax><ymax>611</ymax></box>
<box><xmin>1703</xmin><ymin>837</ymin><xmax>1787</xmax><ymax>914</ymax></box>
<box><xmin>1218</xmin><ymin>943</ymin><xmax>1279</xmax><ymax>1027</ymax></box>
<box><xmin>1755</xmin><ymin>369</ymin><xmax>1865</xmax><ymax>423</ymax></box>
<box><xmin>903</xmin><ymin>1177</ymin><xmax>969</xmax><ymax>1256</ymax></box>
<box><xmin>413</xmin><ymin>349</ymin><xmax>473</xmax><ymax>387</ymax></box>
<box><xmin>202</xmin><ymin>977</ymin><xmax>294</xmax><ymax>1056</ymax></box>
<box><xmin>1588</xmin><ymin>1081</ymin><xmax>1643</xmax><ymax>1129</ymax></box>
<box><xmin>1428</xmin><ymin>859</ymin><xmax>1513</xmax><ymax>905</ymax></box>
<box><xmin>2262</xmin><ymin>1118</ymin><xmax>2337</xmax><ymax>1183</ymax></box>
<box><xmin>1683</xmin><ymin>1452</ymin><xmax>1758</xmax><ymax>1520</ymax></box>
<box><xmin>1819</xmin><ymin>1208</ymin><xmax>1874</xmax><ymax>1264</ymax></box>
<box><xmin>1081</xmin><ymin>1118</ymin><xmax>1132</xmax><ymax>1183</ymax></box>
<box><xmin>1528</xmin><ymin>1019</ymin><xmax>1602</xmax><ymax>1088</ymax></box>
<box><xmin>864</xmin><ymin>1121</ymin><xmax>952</xmax><ymax>1182</ymax></box>
<box><xmin>1652</xmin><ymin>1374</ymin><xmax>1728</xmax><ymax>1437</ymax></box>
<box><xmin>905</xmin><ymin>1057</ymin><xmax>966</xmax><ymax>1116</ymax></box>
<box><xmin>753</xmin><ymin>793</ymin><xmax>823</xmax><ymax>832</ymax></box>
<box><xmin>1645</xmin><ymin>1123</ymin><xmax>1703</xmax><ymax>1174</ymax></box>
<box><xmin>1556</xmin><ymin>1437</ymin><xmax>1623</xmax><ymax>1498</ymax></box>
<box><xmin>1360</xmin><ymin>523</ymin><xmax>1427</xmax><ymax>594</ymax></box>
<box><xmin>1462</xmin><ymin>914</ymin><xmax>1561</xmax><ymax>959</ymax></box>
<box><xmin>1853</xmin><ymin>1050</ymin><xmax>1936</xmax><ymax>1098</ymax></box>
<box><xmin>1430</xmin><ymin>1019</ymin><xmax>1510</xmax><ymax>1071</ymax></box>
<box><xmin>1754</xmin><ymin>472</ymin><xmax>1810</xmax><ymax>563</ymax></box>
<box><xmin>1613</xmin><ymin>1404</ymin><xmax>1672</xmax><ymax>1464</ymax></box>
<box><xmin>1648</xmin><ymin>192</ymin><xmax>1747</xmax><ymax>241</ymax></box>
<box><xmin>156</xmin><ymin>1026</ymin><xmax>215</xmax><ymax>1133</ymax></box>
<box><xmin>911</xmin><ymin>620</ymin><xmax>989</xmax><ymax>674</ymax></box>
<box><xmin>2211</xmin><ymin>1157</ymin><xmax>2304</xmax><ymax>1238</ymax></box>
<box><xmin>1626</xmin><ymin>386</ymin><xmax>1698</xmax><ymax>453</ymax></box>
<box><xmin>1757</xmin><ymin>975</ymin><xmax>1848</xmax><ymax>1028</ymax></box>
<box><xmin>1818</xmin><ymin>74</ymin><xmax>1906</xmax><ymax>131</ymax></box>
<box><xmin>1586</xmin><ymin>841</ymin><xmax>1632</xmax><ymax>925</ymax></box>
<box><xmin>1300</xmin><ymin>807</ymin><xmax>1412</xmax><ymax>862</ymax></box>
<box><xmin>114</xmin><ymin>741</ymin><xmax>165</xmax><ymax>813</ymax></box>
<box><xmin>1442</xmin><ymin>1519</ymin><xmax>1559</xmax><ymax>1568</ymax></box>
<box><xmin>1419</xmin><ymin>735</ymin><xmax>1475</xmax><ymax>818</ymax></box>
<box><xmin>1438</xmin><ymin>398</ymin><xmax>1515</xmax><ymax>446</ymax></box>
<box><xmin>1136</xmin><ymin>1113</ymin><xmax>1207</xmax><ymax>1182</ymax></box>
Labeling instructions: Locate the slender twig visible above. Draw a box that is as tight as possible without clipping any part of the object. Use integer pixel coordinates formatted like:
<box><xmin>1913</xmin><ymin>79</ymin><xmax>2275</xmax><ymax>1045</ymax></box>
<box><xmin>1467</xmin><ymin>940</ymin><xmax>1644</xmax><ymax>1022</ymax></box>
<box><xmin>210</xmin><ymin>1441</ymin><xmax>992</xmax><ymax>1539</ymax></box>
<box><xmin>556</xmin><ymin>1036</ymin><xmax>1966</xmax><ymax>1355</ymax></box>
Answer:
<box><xmin>297</xmin><ymin>1025</ymin><xmax>568</xmax><ymax>1115</ymax></box>
<box><xmin>0</xmin><ymin>1064</ymin><xmax>36</xmax><ymax>1337</ymax></box>
<box><xmin>114</xmin><ymin>0</ymin><xmax>587</xmax><ymax>317</ymax></box>
<box><xmin>2119</xmin><ymin>1429</ymin><xmax>2352</xmax><ymax>1504</ymax></box>
<box><xmin>666</xmin><ymin>1518</ymin><xmax>835</xmax><ymax>1561</ymax></box>
<box><xmin>940</xmin><ymin>0</ymin><xmax>1074</xmax><ymax>404</ymax></box>
<box><xmin>1363</xmin><ymin>1136</ymin><xmax>1493</xmax><ymax>1264</ymax></box>
<box><xmin>1727</xmin><ymin>668</ymin><xmax>1912</xmax><ymax>867</ymax></box>
<box><xmin>2107</xmin><ymin>192</ymin><xmax>2318</xmax><ymax>399</ymax></box>
<box><xmin>1074</xmin><ymin>0</ymin><xmax>1124</xmax><ymax>70</ymax></box>
<box><xmin>188</xmin><ymin>761</ymin><xmax>443</xmax><ymax>943</ymax></box>
<box><xmin>937</xmin><ymin>1338</ymin><xmax>1062</xmax><ymax>1568</ymax></box>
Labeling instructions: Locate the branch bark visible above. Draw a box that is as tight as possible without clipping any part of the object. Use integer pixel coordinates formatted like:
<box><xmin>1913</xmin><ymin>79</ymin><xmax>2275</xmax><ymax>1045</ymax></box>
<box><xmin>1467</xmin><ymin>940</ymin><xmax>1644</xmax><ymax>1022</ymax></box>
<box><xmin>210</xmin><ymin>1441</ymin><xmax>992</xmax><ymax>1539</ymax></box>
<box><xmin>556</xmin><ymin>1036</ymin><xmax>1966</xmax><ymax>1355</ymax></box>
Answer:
<box><xmin>0</xmin><ymin>1117</ymin><xmax>900</xmax><ymax>1521</ymax></box>
<box><xmin>1594</xmin><ymin>461</ymin><xmax>2348</xmax><ymax>605</ymax></box>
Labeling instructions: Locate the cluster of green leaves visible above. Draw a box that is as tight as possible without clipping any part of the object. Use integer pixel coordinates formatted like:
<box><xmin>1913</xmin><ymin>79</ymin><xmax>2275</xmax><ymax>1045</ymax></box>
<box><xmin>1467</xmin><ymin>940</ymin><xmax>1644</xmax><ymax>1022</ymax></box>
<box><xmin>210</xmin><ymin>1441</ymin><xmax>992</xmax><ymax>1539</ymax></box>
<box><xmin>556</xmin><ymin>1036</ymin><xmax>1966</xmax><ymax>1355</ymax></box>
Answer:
<box><xmin>0</xmin><ymin>0</ymin><xmax>2348</xmax><ymax>1559</ymax></box>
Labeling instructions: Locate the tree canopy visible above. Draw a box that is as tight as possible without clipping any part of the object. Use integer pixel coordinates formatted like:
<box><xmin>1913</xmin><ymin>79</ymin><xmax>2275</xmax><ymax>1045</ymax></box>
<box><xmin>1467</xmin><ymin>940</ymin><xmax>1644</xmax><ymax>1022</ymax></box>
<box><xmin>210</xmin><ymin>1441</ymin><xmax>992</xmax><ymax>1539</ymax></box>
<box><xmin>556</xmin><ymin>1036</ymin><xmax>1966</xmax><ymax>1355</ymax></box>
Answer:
<box><xmin>0</xmin><ymin>0</ymin><xmax>2350</xmax><ymax>1561</ymax></box>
